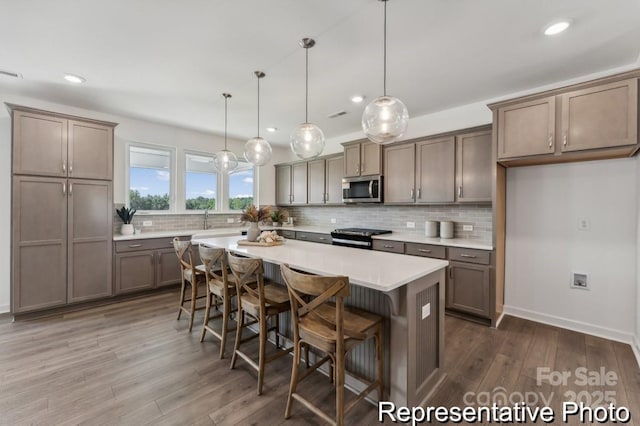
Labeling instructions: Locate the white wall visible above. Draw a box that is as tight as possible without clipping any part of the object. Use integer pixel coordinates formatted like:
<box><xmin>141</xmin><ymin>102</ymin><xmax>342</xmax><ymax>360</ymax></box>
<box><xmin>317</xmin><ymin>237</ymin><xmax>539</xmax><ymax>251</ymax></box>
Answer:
<box><xmin>504</xmin><ymin>159</ymin><xmax>638</xmax><ymax>342</ymax></box>
<box><xmin>636</xmin><ymin>154</ymin><xmax>640</xmax><ymax>355</ymax></box>
<box><xmin>0</xmin><ymin>116</ymin><xmax>11</xmax><ymax>312</ymax></box>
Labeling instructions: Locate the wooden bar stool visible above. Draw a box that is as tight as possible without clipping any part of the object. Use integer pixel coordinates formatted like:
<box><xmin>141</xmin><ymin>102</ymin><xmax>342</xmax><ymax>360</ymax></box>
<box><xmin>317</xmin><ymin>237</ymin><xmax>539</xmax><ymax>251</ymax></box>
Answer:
<box><xmin>173</xmin><ymin>237</ymin><xmax>206</xmax><ymax>332</ymax></box>
<box><xmin>198</xmin><ymin>245</ymin><xmax>238</xmax><ymax>358</ymax></box>
<box><xmin>227</xmin><ymin>252</ymin><xmax>292</xmax><ymax>395</ymax></box>
<box><xmin>280</xmin><ymin>263</ymin><xmax>384</xmax><ymax>426</ymax></box>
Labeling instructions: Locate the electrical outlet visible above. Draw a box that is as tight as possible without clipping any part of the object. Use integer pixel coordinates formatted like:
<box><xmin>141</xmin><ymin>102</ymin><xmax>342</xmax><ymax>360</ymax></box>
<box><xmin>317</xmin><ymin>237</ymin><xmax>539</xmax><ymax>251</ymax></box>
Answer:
<box><xmin>463</xmin><ymin>224</ymin><xmax>473</xmax><ymax>232</ymax></box>
<box><xmin>406</xmin><ymin>221</ymin><xmax>415</xmax><ymax>229</ymax></box>
<box><xmin>571</xmin><ymin>272</ymin><xmax>589</xmax><ymax>290</ymax></box>
<box><xmin>227</xmin><ymin>218</ymin><xmax>234</xmax><ymax>224</ymax></box>
<box><xmin>421</xmin><ymin>303</ymin><xmax>431</xmax><ymax>319</ymax></box>
<box><xmin>578</xmin><ymin>217</ymin><xmax>590</xmax><ymax>231</ymax></box>
<box><xmin>142</xmin><ymin>220</ymin><xmax>153</xmax><ymax>227</ymax></box>
<box><xmin>330</xmin><ymin>218</ymin><xmax>337</xmax><ymax>224</ymax></box>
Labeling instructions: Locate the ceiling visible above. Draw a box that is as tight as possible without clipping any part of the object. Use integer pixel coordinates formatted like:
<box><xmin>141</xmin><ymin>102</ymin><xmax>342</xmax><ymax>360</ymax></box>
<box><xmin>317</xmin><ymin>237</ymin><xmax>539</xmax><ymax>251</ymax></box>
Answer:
<box><xmin>1</xmin><ymin>0</ymin><xmax>639</xmax><ymax>146</ymax></box>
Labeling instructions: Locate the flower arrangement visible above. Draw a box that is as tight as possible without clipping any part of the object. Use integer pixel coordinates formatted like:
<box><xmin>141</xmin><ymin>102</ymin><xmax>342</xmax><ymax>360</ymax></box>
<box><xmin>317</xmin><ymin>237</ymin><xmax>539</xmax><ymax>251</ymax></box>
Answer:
<box><xmin>241</xmin><ymin>204</ymin><xmax>271</xmax><ymax>223</ymax></box>
<box><xmin>269</xmin><ymin>209</ymin><xmax>289</xmax><ymax>224</ymax></box>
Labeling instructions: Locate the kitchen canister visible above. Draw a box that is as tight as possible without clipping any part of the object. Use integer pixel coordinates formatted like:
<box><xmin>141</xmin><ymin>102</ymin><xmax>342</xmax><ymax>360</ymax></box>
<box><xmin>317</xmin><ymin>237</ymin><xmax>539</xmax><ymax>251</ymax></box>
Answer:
<box><xmin>440</xmin><ymin>221</ymin><xmax>454</xmax><ymax>239</ymax></box>
<box><xmin>425</xmin><ymin>220</ymin><xmax>439</xmax><ymax>237</ymax></box>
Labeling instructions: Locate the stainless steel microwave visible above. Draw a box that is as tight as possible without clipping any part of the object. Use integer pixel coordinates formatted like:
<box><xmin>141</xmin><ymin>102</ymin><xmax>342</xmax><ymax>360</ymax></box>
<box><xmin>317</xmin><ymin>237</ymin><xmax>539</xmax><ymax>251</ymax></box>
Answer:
<box><xmin>342</xmin><ymin>175</ymin><xmax>383</xmax><ymax>203</ymax></box>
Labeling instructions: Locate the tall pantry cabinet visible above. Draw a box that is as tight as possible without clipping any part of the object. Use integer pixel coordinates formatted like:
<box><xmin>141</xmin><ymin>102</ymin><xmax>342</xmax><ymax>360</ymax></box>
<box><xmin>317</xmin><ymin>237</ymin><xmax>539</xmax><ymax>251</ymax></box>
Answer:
<box><xmin>8</xmin><ymin>104</ymin><xmax>116</xmax><ymax>313</ymax></box>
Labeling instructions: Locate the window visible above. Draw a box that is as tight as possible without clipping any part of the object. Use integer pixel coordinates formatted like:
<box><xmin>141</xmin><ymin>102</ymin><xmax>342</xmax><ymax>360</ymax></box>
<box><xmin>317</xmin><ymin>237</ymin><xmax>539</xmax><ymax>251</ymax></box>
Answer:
<box><xmin>128</xmin><ymin>145</ymin><xmax>172</xmax><ymax>211</ymax></box>
<box><xmin>185</xmin><ymin>153</ymin><xmax>217</xmax><ymax>210</ymax></box>
<box><xmin>228</xmin><ymin>161</ymin><xmax>255</xmax><ymax>211</ymax></box>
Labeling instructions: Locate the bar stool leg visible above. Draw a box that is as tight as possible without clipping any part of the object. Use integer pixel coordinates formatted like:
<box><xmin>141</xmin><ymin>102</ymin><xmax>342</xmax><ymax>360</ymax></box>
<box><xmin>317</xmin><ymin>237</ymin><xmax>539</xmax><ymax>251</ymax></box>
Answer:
<box><xmin>177</xmin><ymin>280</ymin><xmax>186</xmax><ymax>320</ymax></box>
<box><xmin>285</xmin><ymin>339</ymin><xmax>302</xmax><ymax>419</ymax></box>
<box><xmin>336</xmin><ymin>352</ymin><xmax>345</xmax><ymax>426</ymax></box>
<box><xmin>230</xmin><ymin>310</ymin><xmax>244</xmax><ymax>370</ymax></box>
<box><xmin>376</xmin><ymin>323</ymin><xmax>384</xmax><ymax>400</ymax></box>
<box><xmin>275</xmin><ymin>313</ymin><xmax>280</xmax><ymax>349</ymax></box>
<box><xmin>200</xmin><ymin>290</ymin><xmax>212</xmax><ymax>342</ymax></box>
<box><xmin>257</xmin><ymin>312</ymin><xmax>268</xmax><ymax>395</ymax></box>
<box><xmin>219</xmin><ymin>295</ymin><xmax>230</xmax><ymax>359</ymax></box>
<box><xmin>188</xmin><ymin>283</ymin><xmax>197</xmax><ymax>332</ymax></box>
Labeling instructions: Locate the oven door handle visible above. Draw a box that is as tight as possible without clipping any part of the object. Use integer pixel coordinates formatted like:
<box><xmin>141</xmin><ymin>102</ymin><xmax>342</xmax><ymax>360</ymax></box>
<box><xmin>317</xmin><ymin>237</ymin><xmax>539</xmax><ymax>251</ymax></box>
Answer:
<box><xmin>332</xmin><ymin>238</ymin><xmax>371</xmax><ymax>247</ymax></box>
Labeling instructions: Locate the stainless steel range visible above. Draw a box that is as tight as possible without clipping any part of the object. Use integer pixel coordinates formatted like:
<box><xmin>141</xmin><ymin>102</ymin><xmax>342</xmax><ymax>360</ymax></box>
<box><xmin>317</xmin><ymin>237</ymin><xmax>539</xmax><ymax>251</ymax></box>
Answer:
<box><xmin>330</xmin><ymin>228</ymin><xmax>392</xmax><ymax>249</ymax></box>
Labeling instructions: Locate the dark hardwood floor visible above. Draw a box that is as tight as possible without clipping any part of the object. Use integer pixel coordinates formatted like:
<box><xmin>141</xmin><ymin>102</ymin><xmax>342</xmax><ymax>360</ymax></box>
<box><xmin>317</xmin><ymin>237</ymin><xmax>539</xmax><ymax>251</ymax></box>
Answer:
<box><xmin>0</xmin><ymin>291</ymin><xmax>638</xmax><ymax>425</ymax></box>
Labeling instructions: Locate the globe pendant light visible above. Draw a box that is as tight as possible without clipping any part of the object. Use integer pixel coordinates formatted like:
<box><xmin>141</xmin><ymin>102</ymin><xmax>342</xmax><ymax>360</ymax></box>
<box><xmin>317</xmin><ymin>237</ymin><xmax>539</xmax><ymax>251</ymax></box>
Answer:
<box><xmin>244</xmin><ymin>71</ymin><xmax>272</xmax><ymax>166</ymax></box>
<box><xmin>362</xmin><ymin>0</ymin><xmax>409</xmax><ymax>145</ymax></box>
<box><xmin>290</xmin><ymin>38</ymin><xmax>325</xmax><ymax>160</ymax></box>
<box><xmin>214</xmin><ymin>93</ymin><xmax>239</xmax><ymax>172</ymax></box>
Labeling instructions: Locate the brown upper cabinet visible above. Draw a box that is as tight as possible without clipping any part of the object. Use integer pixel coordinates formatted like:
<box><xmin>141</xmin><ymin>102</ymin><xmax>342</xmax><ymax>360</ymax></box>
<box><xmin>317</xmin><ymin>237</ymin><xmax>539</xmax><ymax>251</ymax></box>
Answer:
<box><xmin>275</xmin><ymin>162</ymin><xmax>308</xmax><ymax>205</ymax></box>
<box><xmin>307</xmin><ymin>155</ymin><xmax>344</xmax><ymax>205</ymax></box>
<box><xmin>495</xmin><ymin>77</ymin><xmax>639</xmax><ymax>164</ymax></box>
<box><xmin>343</xmin><ymin>140</ymin><xmax>381</xmax><ymax>177</ymax></box>
<box><xmin>11</xmin><ymin>105</ymin><xmax>114</xmax><ymax>180</ymax></box>
<box><xmin>384</xmin><ymin>127</ymin><xmax>492</xmax><ymax>204</ymax></box>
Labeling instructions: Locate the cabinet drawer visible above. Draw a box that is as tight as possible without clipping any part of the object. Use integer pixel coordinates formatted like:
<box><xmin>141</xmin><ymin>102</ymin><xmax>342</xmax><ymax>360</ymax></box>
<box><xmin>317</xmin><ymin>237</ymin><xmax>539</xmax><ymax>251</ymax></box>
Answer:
<box><xmin>405</xmin><ymin>243</ymin><xmax>446</xmax><ymax>259</ymax></box>
<box><xmin>277</xmin><ymin>229</ymin><xmax>296</xmax><ymax>239</ymax></box>
<box><xmin>448</xmin><ymin>247</ymin><xmax>491</xmax><ymax>265</ymax></box>
<box><xmin>372</xmin><ymin>240</ymin><xmax>405</xmax><ymax>254</ymax></box>
<box><xmin>296</xmin><ymin>231</ymin><xmax>332</xmax><ymax>244</ymax></box>
<box><xmin>115</xmin><ymin>235</ymin><xmax>190</xmax><ymax>253</ymax></box>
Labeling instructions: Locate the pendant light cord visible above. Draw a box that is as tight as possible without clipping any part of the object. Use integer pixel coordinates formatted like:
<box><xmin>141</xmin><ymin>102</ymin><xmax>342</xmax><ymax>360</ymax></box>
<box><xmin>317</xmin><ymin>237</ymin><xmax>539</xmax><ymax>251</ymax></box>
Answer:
<box><xmin>383</xmin><ymin>0</ymin><xmax>387</xmax><ymax>96</ymax></box>
<box><xmin>224</xmin><ymin>95</ymin><xmax>228</xmax><ymax>150</ymax></box>
<box><xmin>257</xmin><ymin>75</ymin><xmax>260</xmax><ymax>137</ymax></box>
<box><xmin>305</xmin><ymin>46</ymin><xmax>309</xmax><ymax>123</ymax></box>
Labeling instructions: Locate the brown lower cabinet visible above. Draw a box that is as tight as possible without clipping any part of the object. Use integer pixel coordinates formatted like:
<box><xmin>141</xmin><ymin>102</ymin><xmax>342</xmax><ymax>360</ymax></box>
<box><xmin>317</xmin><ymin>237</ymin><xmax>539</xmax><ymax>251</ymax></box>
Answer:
<box><xmin>113</xmin><ymin>237</ymin><xmax>188</xmax><ymax>294</ymax></box>
<box><xmin>446</xmin><ymin>261</ymin><xmax>491</xmax><ymax>318</ymax></box>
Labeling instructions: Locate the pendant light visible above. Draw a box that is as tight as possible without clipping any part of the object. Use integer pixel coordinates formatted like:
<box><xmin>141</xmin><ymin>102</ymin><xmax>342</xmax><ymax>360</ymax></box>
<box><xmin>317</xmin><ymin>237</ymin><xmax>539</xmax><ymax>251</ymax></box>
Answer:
<box><xmin>361</xmin><ymin>0</ymin><xmax>409</xmax><ymax>145</ymax></box>
<box><xmin>290</xmin><ymin>38</ymin><xmax>325</xmax><ymax>160</ymax></box>
<box><xmin>214</xmin><ymin>93</ymin><xmax>238</xmax><ymax>172</ymax></box>
<box><xmin>244</xmin><ymin>71</ymin><xmax>272</xmax><ymax>166</ymax></box>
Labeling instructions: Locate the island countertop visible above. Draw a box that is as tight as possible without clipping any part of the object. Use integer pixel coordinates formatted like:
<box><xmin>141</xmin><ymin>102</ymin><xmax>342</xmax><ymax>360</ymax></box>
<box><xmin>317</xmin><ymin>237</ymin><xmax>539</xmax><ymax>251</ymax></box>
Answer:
<box><xmin>192</xmin><ymin>235</ymin><xmax>449</xmax><ymax>293</ymax></box>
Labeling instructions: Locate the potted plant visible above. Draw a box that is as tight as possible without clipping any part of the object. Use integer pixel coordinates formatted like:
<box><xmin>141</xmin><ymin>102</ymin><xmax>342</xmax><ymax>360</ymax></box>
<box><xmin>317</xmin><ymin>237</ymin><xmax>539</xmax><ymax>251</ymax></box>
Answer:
<box><xmin>116</xmin><ymin>206</ymin><xmax>137</xmax><ymax>235</ymax></box>
<box><xmin>241</xmin><ymin>204</ymin><xmax>271</xmax><ymax>241</ymax></box>
<box><xmin>269</xmin><ymin>209</ymin><xmax>288</xmax><ymax>227</ymax></box>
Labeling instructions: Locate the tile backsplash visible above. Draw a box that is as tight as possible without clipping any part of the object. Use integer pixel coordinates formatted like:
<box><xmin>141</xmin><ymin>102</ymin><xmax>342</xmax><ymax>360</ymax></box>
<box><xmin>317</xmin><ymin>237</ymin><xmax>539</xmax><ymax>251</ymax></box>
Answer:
<box><xmin>284</xmin><ymin>204</ymin><xmax>493</xmax><ymax>243</ymax></box>
<box><xmin>112</xmin><ymin>207</ymin><xmax>242</xmax><ymax>234</ymax></box>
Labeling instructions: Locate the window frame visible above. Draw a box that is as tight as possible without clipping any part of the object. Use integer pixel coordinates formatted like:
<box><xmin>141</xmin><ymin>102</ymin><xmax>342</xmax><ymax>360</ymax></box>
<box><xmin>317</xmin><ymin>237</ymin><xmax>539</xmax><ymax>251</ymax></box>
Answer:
<box><xmin>183</xmin><ymin>150</ymin><xmax>219</xmax><ymax>212</ymax></box>
<box><xmin>125</xmin><ymin>141</ymin><xmax>177</xmax><ymax>212</ymax></box>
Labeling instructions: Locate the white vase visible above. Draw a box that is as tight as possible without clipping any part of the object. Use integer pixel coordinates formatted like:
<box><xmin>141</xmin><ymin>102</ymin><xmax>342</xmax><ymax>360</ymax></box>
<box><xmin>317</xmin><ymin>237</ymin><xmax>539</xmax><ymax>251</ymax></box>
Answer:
<box><xmin>121</xmin><ymin>224</ymin><xmax>134</xmax><ymax>235</ymax></box>
<box><xmin>247</xmin><ymin>222</ymin><xmax>260</xmax><ymax>242</ymax></box>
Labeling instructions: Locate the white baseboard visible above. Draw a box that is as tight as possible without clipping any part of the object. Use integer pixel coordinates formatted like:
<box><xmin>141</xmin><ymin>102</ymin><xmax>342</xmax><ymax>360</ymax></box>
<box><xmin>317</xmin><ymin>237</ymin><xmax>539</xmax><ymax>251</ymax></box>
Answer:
<box><xmin>494</xmin><ymin>312</ymin><xmax>505</xmax><ymax>328</ymax></box>
<box><xmin>503</xmin><ymin>305</ymin><xmax>635</xmax><ymax>346</ymax></box>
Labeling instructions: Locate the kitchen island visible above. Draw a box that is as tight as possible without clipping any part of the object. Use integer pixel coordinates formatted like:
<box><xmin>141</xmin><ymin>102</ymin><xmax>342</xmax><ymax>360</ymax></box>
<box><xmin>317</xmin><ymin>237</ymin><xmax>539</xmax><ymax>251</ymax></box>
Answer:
<box><xmin>192</xmin><ymin>235</ymin><xmax>448</xmax><ymax>407</ymax></box>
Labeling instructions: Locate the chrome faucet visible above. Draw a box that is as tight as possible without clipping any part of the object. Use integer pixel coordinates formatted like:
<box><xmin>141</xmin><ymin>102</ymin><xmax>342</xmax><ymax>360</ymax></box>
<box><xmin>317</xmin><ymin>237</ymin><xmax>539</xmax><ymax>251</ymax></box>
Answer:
<box><xmin>204</xmin><ymin>209</ymin><xmax>210</xmax><ymax>230</ymax></box>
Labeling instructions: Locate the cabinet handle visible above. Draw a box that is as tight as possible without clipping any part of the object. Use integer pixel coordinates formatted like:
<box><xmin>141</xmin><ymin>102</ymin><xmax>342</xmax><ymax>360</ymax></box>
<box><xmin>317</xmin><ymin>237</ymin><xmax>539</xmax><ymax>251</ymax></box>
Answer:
<box><xmin>150</xmin><ymin>253</ymin><xmax>154</xmax><ymax>264</ymax></box>
<box><xmin>384</xmin><ymin>244</ymin><xmax>394</xmax><ymax>249</ymax></box>
<box><xmin>69</xmin><ymin>161</ymin><xmax>73</xmax><ymax>174</ymax></box>
<box><xmin>319</xmin><ymin>237</ymin><xmax>326</xmax><ymax>240</ymax></box>
<box><xmin>360</xmin><ymin>162</ymin><xmax>364</xmax><ymax>173</ymax></box>
<box><xmin>62</xmin><ymin>161</ymin><xmax>67</xmax><ymax>174</ymax></box>
<box><xmin>417</xmin><ymin>188</ymin><xmax>421</xmax><ymax>199</ymax></box>
<box><xmin>128</xmin><ymin>244</ymin><xmax>143</xmax><ymax>248</ymax></box>
<box><xmin>62</xmin><ymin>183</ymin><xmax>66</xmax><ymax>196</ymax></box>
<box><xmin>563</xmin><ymin>132</ymin><xmax>568</xmax><ymax>146</ymax></box>
<box><xmin>460</xmin><ymin>253</ymin><xmax>477</xmax><ymax>259</ymax></box>
<box><xmin>548</xmin><ymin>133</ymin><xmax>553</xmax><ymax>148</ymax></box>
<box><xmin>299</xmin><ymin>235</ymin><xmax>307</xmax><ymax>239</ymax></box>
<box><xmin>69</xmin><ymin>183</ymin><xmax>73</xmax><ymax>196</ymax></box>
<box><xmin>410</xmin><ymin>189</ymin><xmax>414</xmax><ymax>199</ymax></box>
<box><xmin>418</xmin><ymin>249</ymin><xmax>431</xmax><ymax>253</ymax></box>
<box><xmin>458</xmin><ymin>186</ymin><xmax>462</xmax><ymax>198</ymax></box>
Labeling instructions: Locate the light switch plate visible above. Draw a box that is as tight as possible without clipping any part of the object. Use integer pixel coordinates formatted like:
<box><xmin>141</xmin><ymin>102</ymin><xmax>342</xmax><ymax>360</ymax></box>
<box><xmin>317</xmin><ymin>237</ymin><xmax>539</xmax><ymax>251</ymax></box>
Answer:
<box><xmin>142</xmin><ymin>220</ymin><xmax>153</xmax><ymax>227</ymax></box>
<box><xmin>463</xmin><ymin>224</ymin><xmax>473</xmax><ymax>231</ymax></box>
<box><xmin>227</xmin><ymin>218</ymin><xmax>234</xmax><ymax>224</ymax></box>
<box><xmin>421</xmin><ymin>303</ymin><xmax>431</xmax><ymax>319</ymax></box>
<box><xmin>330</xmin><ymin>218</ymin><xmax>337</xmax><ymax>224</ymax></box>
<box><xmin>406</xmin><ymin>222</ymin><xmax>415</xmax><ymax>229</ymax></box>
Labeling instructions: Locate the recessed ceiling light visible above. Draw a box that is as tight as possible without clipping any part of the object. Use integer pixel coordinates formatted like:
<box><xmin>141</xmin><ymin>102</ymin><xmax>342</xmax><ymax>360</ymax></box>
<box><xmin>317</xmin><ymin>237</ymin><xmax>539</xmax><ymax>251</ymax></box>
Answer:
<box><xmin>544</xmin><ymin>20</ymin><xmax>571</xmax><ymax>36</ymax></box>
<box><xmin>64</xmin><ymin>73</ymin><xmax>86</xmax><ymax>84</ymax></box>
<box><xmin>351</xmin><ymin>95</ymin><xmax>364</xmax><ymax>103</ymax></box>
<box><xmin>266</xmin><ymin>127</ymin><xmax>277</xmax><ymax>133</ymax></box>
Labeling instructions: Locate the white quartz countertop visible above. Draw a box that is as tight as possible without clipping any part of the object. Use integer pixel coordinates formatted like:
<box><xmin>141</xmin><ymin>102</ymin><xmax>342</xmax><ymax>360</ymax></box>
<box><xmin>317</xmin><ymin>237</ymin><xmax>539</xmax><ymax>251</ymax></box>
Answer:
<box><xmin>113</xmin><ymin>225</ymin><xmax>335</xmax><ymax>241</ymax></box>
<box><xmin>372</xmin><ymin>232</ymin><xmax>493</xmax><ymax>250</ymax></box>
<box><xmin>192</xmin><ymin>235</ymin><xmax>449</xmax><ymax>292</ymax></box>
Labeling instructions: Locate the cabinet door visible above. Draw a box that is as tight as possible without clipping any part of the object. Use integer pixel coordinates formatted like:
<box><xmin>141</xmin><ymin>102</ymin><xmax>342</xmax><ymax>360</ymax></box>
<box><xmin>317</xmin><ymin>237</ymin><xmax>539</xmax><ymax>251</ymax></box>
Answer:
<box><xmin>156</xmin><ymin>248</ymin><xmax>182</xmax><ymax>287</ymax></box>
<box><xmin>307</xmin><ymin>159</ymin><xmax>326</xmax><ymax>205</ymax></box>
<box><xmin>12</xmin><ymin>176</ymin><xmax>68</xmax><ymax>312</ymax></box>
<box><xmin>12</xmin><ymin>111</ymin><xmax>67</xmax><ymax>177</ymax></box>
<box><xmin>115</xmin><ymin>251</ymin><xmax>155</xmax><ymax>294</ymax></box>
<box><xmin>360</xmin><ymin>142</ymin><xmax>381</xmax><ymax>176</ymax></box>
<box><xmin>497</xmin><ymin>96</ymin><xmax>555</xmax><ymax>159</ymax></box>
<box><xmin>446</xmin><ymin>261</ymin><xmax>490</xmax><ymax>318</ymax></box>
<box><xmin>343</xmin><ymin>144</ymin><xmax>361</xmax><ymax>178</ymax></box>
<box><xmin>275</xmin><ymin>165</ymin><xmax>292</xmax><ymax>205</ymax></box>
<box><xmin>456</xmin><ymin>130</ymin><xmax>492</xmax><ymax>202</ymax></box>
<box><xmin>291</xmin><ymin>162</ymin><xmax>308</xmax><ymax>204</ymax></box>
<box><xmin>68</xmin><ymin>120</ymin><xmax>114</xmax><ymax>180</ymax></box>
<box><xmin>384</xmin><ymin>144</ymin><xmax>415</xmax><ymax>203</ymax></box>
<box><xmin>325</xmin><ymin>155</ymin><xmax>344</xmax><ymax>204</ymax></box>
<box><xmin>561</xmin><ymin>79</ymin><xmax>638</xmax><ymax>152</ymax></box>
<box><xmin>416</xmin><ymin>137</ymin><xmax>455</xmax><ymax>203</ymax></box>
<box><xmin>68</xmin><ymin>180</ymin><xmax>113</xmax><ymax>303</ymax></box>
